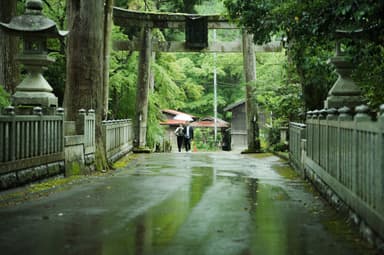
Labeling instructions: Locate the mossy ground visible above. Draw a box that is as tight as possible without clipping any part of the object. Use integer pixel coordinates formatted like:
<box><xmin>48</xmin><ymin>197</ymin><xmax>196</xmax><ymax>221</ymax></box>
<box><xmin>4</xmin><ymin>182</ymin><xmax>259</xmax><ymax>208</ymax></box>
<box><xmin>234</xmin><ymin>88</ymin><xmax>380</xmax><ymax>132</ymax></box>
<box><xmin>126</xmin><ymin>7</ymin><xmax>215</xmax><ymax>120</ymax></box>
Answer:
<box><xmin>0</xmin><ymin>153</ymin><xmax>137</xmax><ymax>208</ymax></box>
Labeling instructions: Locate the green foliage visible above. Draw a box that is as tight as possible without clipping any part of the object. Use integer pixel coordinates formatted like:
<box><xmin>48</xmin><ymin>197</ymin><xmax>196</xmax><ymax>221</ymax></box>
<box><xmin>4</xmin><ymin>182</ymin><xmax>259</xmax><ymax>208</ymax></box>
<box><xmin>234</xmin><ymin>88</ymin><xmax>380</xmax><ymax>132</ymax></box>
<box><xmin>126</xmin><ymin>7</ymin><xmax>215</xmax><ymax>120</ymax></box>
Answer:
<box><xmin>195</xmin><ymin>0</ymin><xmax>227</xmax><ymax>14</ymax></box>
<box><xmin>225</xmin><ymin>0</ymin><xmax>383</xmax><ymax>45</ymax></box>
<box><xmin>0</xmin><ymin>86</ymin><xmax>10</xmax><ymax>109</ymax></box>
<box><xmin>266</xmin><ymin>126</ymin><xmax>280</xmax><ymax>146</ymax></box>
<box><xmin>224</xmin><ymin>0</ymin><xmax>384</xmax><ymax>110</ymax></box>
<box><xmin>265</xmin><ymin>127</ymin><xmax>288</xmax><ymax>152</ymax></box>
<box><xmin>146</xmin><ymin>93</ymin><xmax>166</xmax><ymax>149</ymax></box>
<box><xmin>254</xmin><ymin>52</ymin><xmax>304</xmax><ymax>122</ymax></box>
<box><xmin>288</xmin><ymin>42</ymin><xmax>336</xmax><ymax>111</ymax></box>
<box><xmin>194</xmin><ymin>128</ymin><xmax>222</xmax><ymax>151</ymax></box>
<box><xmin>42</xmin><ymin>0</ymin><xmax>66</xmax><ymax>29</ymax></box>
<box><xmin>108</xmin><ymin>50</ymin><xmax>138</xmax><ymax>119</ymax></box>
<box><xmin>156</xmin><ymin>0</ymin><xmax>200</xmax><ymax>13</ymax></box>
<box><xmin>152</xmin><ymin>53</ymin><xmax>186</xmax><ymax>109</ymax></box>
<box><xmin>108</xmin><ymin>26</ymin><xmax>137</xmax><ymax>119</ymax></box>
<box><xmin>350</xmin><ymin>43</ymin><xmax>384</xmax><ymax>109</ymax></box>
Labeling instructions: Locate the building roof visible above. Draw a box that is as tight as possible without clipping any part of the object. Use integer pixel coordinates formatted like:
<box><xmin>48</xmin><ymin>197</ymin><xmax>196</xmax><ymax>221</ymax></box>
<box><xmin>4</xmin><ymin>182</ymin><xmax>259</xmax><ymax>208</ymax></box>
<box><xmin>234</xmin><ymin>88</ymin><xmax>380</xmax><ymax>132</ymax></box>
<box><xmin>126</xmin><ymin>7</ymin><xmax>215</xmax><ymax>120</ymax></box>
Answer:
<box><xmin>190</xmin><ymin>117</ymin><xmax>229</xmax><ymax>128</ymax></box>
<box><xmin>162</xmin><ymin>109</ymin><xmax>196</xmax><ymax>118</ymax></box>
<box><xmin>160</xmin><ymin>114</ymin><xmax>230</xmax><ymax>128</ymax></box>
<box><xmin>159</xmin><ymin>119</ymin><xmax>187</xmax><ymax>126</ymax></box>
<box><xmin>163</xmin><ymin>109</ymin><xmax>187</xmax><ymax>116</ymax></box>
<box><xmin>160</xmin><ymin>109</ymin><xmax>197</xmax><ymax>126</ymax></box>
<box><xmin>223</xmin><ymin>99</ymin><xmax>245</xmax><ymax>112</ymax></box>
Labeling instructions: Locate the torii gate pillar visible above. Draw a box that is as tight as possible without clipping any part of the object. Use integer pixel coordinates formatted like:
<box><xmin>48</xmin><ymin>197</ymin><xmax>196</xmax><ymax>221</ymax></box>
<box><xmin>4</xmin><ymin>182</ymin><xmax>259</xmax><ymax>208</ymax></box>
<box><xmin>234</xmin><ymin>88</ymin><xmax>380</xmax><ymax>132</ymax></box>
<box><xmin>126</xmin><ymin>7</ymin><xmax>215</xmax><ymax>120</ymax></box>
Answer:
<box><xmin>242</xmin><ymin>31</ymin><xmax>260</xmax><ymax>152</ymax></box>
<box><xmin>135</xmin><ymin>27</ymin><xmax>152</xmax><ymax>148</ymax></box>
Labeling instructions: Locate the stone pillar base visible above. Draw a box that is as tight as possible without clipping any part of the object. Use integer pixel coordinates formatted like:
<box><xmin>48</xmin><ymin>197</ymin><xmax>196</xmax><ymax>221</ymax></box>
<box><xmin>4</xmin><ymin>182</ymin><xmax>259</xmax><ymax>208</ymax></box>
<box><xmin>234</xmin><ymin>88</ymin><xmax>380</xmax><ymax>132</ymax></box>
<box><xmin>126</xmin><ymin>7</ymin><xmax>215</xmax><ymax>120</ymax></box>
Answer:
<box><xmin>324</xmin><ymin>95</ymin><xmax>363</xmax><ymax>110</ymax></box>
<box><xmin>12</xmin><ymin>91</ymin><xmax>58</xmax><ymax>114</ymax></box>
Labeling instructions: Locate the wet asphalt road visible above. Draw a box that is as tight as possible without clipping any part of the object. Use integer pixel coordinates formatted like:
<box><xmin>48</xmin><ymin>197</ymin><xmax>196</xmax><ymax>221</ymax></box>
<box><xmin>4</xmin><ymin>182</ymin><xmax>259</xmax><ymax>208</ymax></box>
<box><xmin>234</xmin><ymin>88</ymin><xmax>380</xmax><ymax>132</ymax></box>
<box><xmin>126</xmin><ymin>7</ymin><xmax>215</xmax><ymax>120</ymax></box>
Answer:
<box><xmin>0</xmin><ymin>152</ymin><xmax>377</xmax><ymax>255</ymax></box>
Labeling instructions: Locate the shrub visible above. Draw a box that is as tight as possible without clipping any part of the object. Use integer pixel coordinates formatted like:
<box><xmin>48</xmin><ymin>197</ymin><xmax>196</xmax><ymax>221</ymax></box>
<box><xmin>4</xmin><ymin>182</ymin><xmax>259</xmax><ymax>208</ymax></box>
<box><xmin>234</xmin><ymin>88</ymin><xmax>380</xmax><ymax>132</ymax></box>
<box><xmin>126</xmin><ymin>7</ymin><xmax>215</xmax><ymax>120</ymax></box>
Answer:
<box><xmin>0</xmin><ymin>86</ymin><xmax>10</xmax><ymax>110</ymax></box>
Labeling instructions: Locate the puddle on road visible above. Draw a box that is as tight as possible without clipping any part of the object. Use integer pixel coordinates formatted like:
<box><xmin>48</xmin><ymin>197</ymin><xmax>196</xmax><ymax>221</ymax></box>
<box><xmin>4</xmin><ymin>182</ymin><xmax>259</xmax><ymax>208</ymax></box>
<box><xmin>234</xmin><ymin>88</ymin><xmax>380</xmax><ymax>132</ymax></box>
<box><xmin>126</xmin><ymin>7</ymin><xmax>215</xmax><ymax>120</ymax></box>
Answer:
<box><xmin>97</xmin><ymin>166</ymin><xmax>216</xmax><ymax>254</ymax></box>
<box><xmin>104</xmin><ymin>161</ymin><xmax>375</xmax><ymax>255</ymax></box>
<box><xmin>99</xmin><ymin>175</ymin><xmax>373</xmax><ymax>254</ymax></box>
<box><xmin>271</xmin><ymin>162</ymin><xmax>300</xmax><ymax>180</ymax></box>
<box><xmin>3</xmin><ymin>155</ymin><xmax>376</xmax><ymax>255</ymax></box>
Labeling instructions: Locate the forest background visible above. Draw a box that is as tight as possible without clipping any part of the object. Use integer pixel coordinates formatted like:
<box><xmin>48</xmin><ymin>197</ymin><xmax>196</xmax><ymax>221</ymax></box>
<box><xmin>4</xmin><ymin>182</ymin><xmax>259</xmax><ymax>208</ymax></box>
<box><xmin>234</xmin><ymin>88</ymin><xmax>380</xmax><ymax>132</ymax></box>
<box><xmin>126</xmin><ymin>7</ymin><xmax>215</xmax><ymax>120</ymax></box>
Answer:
<box><xmin>0</xmin><ymin>0</ymin><xmax>383</xmax><ymax>150</ymax></box>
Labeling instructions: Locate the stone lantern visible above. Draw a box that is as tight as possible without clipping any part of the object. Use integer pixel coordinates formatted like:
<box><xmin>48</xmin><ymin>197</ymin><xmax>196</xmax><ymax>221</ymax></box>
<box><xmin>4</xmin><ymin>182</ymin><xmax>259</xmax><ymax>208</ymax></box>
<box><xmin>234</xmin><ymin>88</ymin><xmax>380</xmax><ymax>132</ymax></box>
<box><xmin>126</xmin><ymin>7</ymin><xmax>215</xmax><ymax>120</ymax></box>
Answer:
<box><xmin>324</xmin><ymin>29</ymin><xmax>362</xmax><ymax>109</ymax></box>
<box><xmin>0</xmin><ymin>0</ymin><xmax>68</xmax><ymax>114</ymax></box>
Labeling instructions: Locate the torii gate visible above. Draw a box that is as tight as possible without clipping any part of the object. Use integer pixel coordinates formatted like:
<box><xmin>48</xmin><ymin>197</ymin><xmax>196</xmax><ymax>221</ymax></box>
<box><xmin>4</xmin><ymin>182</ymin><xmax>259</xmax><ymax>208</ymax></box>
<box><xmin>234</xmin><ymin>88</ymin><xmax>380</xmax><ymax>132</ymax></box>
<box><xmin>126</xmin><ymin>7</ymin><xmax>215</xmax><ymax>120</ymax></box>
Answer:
<box><xmin>112</xmin><ymin>7</ymin><xmax>281</xmax><ymax>151</ymax></box>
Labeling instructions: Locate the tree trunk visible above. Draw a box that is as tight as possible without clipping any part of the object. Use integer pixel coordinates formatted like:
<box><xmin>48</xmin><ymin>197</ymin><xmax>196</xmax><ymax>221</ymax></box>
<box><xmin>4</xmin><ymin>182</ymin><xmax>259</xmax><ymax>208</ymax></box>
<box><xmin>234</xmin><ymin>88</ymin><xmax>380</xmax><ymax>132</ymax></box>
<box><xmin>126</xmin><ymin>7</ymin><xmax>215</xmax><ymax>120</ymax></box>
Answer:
<box><xmin>149</xmin><ymin>52</ymin><xmax>156</xmax><ymax>92</ymax></box>
<box><xmin>103</xmin><ymin>0</ymin><xmax>114</xmax><ymax>120</ymax></box>
<box><xmin>0</xmin><ymin>0</ymin><xmax>19</xmax><ymax>94</ymax></box>
<box><xmin>65</xmin><ymin>0</ymin><xmax>108</xmax><ymax>170</ymax></box>
<box><xmin>242</xmin><ymin>31</ymin><xmax>260</xmax><ymax>152</ymax></box>
<box><xmin>134</xmin><ymin>27</ymin><xmax>152</xmax><ymax>148</ymax></box>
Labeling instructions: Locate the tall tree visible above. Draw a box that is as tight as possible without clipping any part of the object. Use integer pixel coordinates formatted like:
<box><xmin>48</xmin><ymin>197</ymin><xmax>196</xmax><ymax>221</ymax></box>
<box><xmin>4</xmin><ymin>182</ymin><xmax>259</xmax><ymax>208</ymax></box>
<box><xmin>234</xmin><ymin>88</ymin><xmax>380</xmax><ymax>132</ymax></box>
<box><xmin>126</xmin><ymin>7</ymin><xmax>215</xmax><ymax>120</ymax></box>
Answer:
<box><xmin>242</xmin><ymin>32</ymin><xmax>260</xmax><ymax>152</ymax></box>
<box><xmin>64</xmin><ymin>0</ymin><xmax>109</xmax><ymax>169</ymax></box>
<box><xmin>225</xmin><ymin>0</ymin><xmax>384</xmax><ymax>110</ymax></box>
<box><xmin>0</xmin><ymin>0</ymin><xmax>19</xmax><ymax>94</ymax></box>
<box><xmin>103</xmin><ymin>0</ymin><xmax>114</xmax><ymax>119</ymax></box>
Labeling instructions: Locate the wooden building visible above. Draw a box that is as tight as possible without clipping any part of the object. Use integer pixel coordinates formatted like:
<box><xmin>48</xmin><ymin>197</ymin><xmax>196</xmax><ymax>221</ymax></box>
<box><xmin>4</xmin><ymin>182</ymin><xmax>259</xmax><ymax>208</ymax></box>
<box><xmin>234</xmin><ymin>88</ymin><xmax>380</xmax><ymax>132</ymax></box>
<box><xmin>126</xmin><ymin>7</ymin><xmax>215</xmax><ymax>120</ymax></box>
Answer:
<box><xmin>224</xmin><ymin>100</ymin><xmax>247</xmax><ymax>151</ymax></box>
<box><xmin>224</xmin><ymin>100</ymin><xmax>272</xmax><ymax>151</ymax></box>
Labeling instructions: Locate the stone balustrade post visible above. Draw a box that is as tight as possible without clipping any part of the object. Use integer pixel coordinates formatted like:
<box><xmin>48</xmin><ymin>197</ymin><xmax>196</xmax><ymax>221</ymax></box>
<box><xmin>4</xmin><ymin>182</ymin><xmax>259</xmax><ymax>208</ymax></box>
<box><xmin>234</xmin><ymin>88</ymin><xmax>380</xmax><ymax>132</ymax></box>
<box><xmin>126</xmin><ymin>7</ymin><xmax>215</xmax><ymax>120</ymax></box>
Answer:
<box><xmin>4</xmin><ymin>106</ymin><xmax>15</xmax><ymax>116</ymax></box>
<box><xmin>352</xmin><ymin>105</ymin><xmax>371</xmax><ymax>195</ymax></box>
<box><xmin>3</xmin><ymin>106</ymin><xmax>16</xmax><ymax>161</ymax></box>
<box><xmin>33</xmin><ymin>106</ymin><xmax>43</xmax><ymax>116</ymax></box>
<box><xmin>55</xmin><ymin>108</ymin><xmax>64</xmax><ymax>150</ymax></box>
<box><xmin>354</xmin><ymin>105</ymin><xmax>371</xmax><ymax>122</ymax></box>
<box><xmin>338</xmin><ymin>106</ymin><xmax>353</xmax><ymax>189</ymax></box>
<box><xmin>326</xmin><ymin>108</ymin><xmax>338</xmax><ymax>177</ymax></box>
<box><xmin>319</xmin><ymin>109</ymin><xmax>327</xmax><ymax>120</ymax></box>
<box><xmin>326</xmin><ymin>108</ymin><xmax>338</xmax><ymax>121</ymax></box>
<box><xmin>338</xmin><ymin>106</ymin><xmax>353</xmax><ymax>121</ymax></box>
<box><xmin>56</xmin><ymin>107</ymin><xmax>64</xmax><ymax>116</ymax></box>
<box><xmin>76</xmin><ymin>109</ymin><xmax>86</xmax><ymax>135</ymax></box>
<box><xmin>87</xmin><ymin>109</ymin><xmax>95</xmax><ymax>149</ymax></box>
<box><xmin>32</xmin><ymin>107</ymin><xmax>44</xmax><ymax>156</ymax></box>
<box><xmin>311</xmin><ymin>110</ymin><xmax>321</xmax><ymax>163</ymax></box>
<box><xmin>377</xmin><ymin>104</ymin><xmax>384</xmax><ymax>213</ymax></box>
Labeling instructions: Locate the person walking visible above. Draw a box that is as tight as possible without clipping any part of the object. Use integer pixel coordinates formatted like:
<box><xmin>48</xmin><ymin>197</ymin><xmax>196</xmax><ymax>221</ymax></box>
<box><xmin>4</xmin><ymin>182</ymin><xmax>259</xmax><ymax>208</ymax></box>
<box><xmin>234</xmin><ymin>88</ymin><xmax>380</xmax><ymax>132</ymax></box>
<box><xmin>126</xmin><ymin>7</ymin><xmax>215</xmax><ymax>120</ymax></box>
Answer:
<box><xmin>174</xmin><ymin>124</ymin><xmax>184</xmax><ymax>152</ymax></box>
<box><xmin>184</xmin><ymin>122</ymin><xmax>194</xmax><ymax>152</ymax></box>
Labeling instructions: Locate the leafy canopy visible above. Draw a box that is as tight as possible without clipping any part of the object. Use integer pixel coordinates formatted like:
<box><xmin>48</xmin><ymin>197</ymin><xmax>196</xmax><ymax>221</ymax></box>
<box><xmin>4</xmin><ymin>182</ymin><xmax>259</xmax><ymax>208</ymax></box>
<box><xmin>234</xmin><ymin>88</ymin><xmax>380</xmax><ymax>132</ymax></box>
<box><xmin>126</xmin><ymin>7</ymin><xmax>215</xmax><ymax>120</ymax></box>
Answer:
<box><xmin>224</xmin><ymin>0</ymin><xmax>384</xmax><ymax>109</ymax></box>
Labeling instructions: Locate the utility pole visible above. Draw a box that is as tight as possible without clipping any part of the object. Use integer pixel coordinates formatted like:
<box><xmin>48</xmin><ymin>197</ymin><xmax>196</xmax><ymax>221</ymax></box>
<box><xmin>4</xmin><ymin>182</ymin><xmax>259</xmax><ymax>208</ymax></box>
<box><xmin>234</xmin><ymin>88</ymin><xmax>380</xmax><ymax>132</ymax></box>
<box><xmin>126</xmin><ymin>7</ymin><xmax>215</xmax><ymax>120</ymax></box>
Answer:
<box><xmin>213</xmin><ymin>29</ymin><xmax>217</xmax><ymax>143</ymax></box>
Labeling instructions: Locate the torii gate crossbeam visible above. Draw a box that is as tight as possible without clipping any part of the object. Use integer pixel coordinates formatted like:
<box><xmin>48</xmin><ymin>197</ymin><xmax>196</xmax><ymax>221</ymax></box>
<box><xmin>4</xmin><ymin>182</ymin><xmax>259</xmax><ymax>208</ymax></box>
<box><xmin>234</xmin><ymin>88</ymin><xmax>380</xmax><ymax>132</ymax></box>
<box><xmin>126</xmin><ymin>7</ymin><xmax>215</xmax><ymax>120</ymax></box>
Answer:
<box><xmin>112</xmin><ymin>7</ymin><xmax>281</xmax><ymax>151</ymax></box>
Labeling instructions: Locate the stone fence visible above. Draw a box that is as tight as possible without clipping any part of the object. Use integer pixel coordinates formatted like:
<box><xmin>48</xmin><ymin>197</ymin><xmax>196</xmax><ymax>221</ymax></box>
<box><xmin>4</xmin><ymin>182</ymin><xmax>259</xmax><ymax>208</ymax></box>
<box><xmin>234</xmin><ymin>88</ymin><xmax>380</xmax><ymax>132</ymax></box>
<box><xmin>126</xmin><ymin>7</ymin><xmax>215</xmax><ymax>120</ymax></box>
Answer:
<box><xmin>288</xmin><ymin>122</ymin><xmax>306</xmax><ymax>176</ymax></box>
<box><xmin>289</xmin><ymin>104</ymin><xmax>384</xmax><ymax>244</ymax></box>
<box><xmin>0</xmin><ymin>107</ymin><xmax>65</xmax><ymax>189</ymax></box>
<box><xmin>0</xmin><ymin>108</ymin><xmax>133</xmax><ymax>190</ymax></box>
<box><xmin>102</xmin><ymin>119</ymin><xmax>133</xmax><ymax>163</ymax></box>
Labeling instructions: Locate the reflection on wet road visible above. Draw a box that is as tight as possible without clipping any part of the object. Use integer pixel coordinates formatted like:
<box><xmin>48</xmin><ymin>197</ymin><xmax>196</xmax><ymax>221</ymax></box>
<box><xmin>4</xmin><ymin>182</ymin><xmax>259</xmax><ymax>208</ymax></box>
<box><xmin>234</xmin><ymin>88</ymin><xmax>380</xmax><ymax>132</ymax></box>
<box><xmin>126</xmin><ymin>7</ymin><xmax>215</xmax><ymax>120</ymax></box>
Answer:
<box><xmin>0</xmin><ymin>152</ymin><xmax>377</xmax><ymax>255</ymax></box>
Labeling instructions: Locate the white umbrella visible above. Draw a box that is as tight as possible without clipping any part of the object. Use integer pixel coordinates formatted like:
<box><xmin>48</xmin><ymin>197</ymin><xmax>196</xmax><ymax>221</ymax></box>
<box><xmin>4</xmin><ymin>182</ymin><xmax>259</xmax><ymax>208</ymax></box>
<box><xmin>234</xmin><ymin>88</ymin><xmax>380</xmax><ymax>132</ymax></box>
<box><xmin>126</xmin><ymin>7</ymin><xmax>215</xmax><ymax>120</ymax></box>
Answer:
<box><xmin>173</xmin><ymin>114</ymin><xmax>193</xmax><ymax>121</ymax></box>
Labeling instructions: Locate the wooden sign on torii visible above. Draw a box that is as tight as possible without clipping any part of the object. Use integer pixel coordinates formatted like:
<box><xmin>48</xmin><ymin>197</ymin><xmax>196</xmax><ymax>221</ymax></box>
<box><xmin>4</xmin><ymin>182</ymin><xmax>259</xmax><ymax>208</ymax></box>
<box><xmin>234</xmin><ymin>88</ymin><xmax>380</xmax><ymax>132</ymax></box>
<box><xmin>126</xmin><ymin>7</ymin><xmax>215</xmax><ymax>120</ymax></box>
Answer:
<box><xmin>112</xmin><ymin>7</ymin><xmax>281</xmax><ymax>151</ymax></box>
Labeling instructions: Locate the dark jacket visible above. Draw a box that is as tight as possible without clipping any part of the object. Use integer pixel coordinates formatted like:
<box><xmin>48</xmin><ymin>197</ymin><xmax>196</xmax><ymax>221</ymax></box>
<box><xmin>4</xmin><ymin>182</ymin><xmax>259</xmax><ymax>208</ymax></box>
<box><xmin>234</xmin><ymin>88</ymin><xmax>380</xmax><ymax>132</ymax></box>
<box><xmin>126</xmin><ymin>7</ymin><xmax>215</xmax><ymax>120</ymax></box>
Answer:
<box><xmin>183</xmin><ymin>125</ymin><xmax>194</xmax><ymax>139</ymax></box>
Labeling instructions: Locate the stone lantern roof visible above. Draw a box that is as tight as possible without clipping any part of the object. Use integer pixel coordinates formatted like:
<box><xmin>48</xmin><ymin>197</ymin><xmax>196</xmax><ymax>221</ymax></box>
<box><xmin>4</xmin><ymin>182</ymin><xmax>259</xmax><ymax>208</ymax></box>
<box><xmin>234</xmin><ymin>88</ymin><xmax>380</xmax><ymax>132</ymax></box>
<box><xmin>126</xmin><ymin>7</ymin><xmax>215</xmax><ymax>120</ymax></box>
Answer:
<box><xmin>0</xmin><ymin>0</ymin><xmax>68</xmax><ymax>37</ymax></box>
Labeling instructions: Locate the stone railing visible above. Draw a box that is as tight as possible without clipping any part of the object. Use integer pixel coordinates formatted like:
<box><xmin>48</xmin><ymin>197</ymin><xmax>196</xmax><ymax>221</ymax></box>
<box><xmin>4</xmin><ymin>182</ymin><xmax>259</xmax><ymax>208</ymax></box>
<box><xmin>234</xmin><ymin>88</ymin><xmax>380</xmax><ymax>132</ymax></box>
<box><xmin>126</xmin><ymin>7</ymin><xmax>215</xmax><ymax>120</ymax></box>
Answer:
<box><xmin>64</xmin><ymin>109</ymin><xmax>97</xmax><ymax>175</ymax></box>
<box><xmin>0</xmin><ymin>106</ymin><xmax>133</xmax><ymax>189</ymax></box>
<box><xmin>290</xmin><ymin>104</ymin><xmax>384</xmax><ymax>241</ymax></box>
<box><xmin>77</xmin><ymin>109</ymin><xmax>96</xmax><ymax>155</ymax></box>
<box><xmin>288</xmin><ymin>122</ymin><xmax>306</xmax><ymax>175</ymax></box>
<box><xmin>0</xmin><ymin>107</ymin><xmax>65</xmax><ymax>189</ymax></box>
<box><xmin>102</xmin><ymin>119</ymin><xmax>133</xmax><ymax>162</ymax></box>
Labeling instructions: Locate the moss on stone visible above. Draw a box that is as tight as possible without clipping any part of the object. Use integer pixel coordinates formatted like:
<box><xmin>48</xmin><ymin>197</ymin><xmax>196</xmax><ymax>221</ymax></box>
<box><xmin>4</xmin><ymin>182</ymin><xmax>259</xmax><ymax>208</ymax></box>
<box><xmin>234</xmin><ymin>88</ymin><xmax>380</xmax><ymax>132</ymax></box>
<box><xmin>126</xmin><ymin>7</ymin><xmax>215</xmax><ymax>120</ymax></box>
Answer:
<box><xmin>67</xmin><ymin>162</ymin><xmax>81</xmax><ymax>176</ymax></box>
